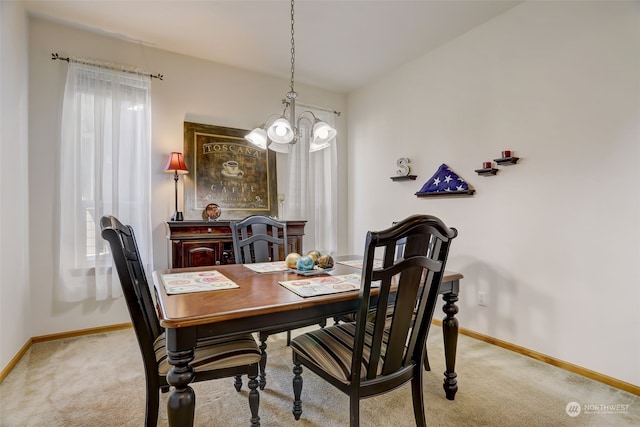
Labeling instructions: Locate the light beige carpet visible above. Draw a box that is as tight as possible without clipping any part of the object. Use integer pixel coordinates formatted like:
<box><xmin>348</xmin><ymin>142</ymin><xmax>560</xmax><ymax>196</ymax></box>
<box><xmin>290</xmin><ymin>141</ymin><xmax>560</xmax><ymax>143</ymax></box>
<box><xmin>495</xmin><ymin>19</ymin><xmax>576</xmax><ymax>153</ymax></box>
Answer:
<box><xmin>1</xmin><ymin>326</ymin><xmax>638</xmax><ymax>426</ymax></box>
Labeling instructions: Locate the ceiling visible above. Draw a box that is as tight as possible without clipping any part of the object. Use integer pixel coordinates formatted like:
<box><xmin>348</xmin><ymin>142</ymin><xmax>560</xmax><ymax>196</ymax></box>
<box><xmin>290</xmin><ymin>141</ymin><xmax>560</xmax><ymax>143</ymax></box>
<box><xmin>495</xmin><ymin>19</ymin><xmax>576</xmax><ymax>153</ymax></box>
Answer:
<box><xmin>24</xmin><ymin>0</ymin><xmax>522</xmax><ymax>93</ymax></box>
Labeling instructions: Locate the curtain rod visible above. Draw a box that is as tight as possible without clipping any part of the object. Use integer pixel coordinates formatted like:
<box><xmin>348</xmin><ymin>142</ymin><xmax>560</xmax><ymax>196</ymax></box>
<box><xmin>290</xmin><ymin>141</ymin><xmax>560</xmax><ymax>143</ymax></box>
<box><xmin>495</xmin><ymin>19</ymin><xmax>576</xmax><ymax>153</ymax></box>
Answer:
<box><xmin>295</xmin><ymin>101</ymin><xmax>341</xmax><ymax>117</ymax></box>
<box><xmin>51</xmin><ymin>53</ymin><xmax>163</xmax><ymax>80</ymax></box>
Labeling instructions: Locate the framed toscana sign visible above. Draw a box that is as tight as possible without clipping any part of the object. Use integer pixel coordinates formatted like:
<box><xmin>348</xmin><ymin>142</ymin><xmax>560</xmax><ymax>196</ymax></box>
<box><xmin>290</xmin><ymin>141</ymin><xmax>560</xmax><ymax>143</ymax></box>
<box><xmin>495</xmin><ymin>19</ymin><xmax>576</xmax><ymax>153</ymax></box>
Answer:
<box><xmin>183</xmin><ymin>122</ymin><xmax>278</xmax><ymax>220</ymax></box>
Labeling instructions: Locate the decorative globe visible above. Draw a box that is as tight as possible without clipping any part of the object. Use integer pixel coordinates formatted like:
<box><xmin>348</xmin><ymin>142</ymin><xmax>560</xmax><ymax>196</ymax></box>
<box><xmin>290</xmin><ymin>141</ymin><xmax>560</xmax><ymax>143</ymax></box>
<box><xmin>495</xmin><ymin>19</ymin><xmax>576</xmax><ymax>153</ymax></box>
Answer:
<box><xmin>296</xmin><ymin>255</ymin><xmax>315</xmax><ymax>271</ymax></box>
<box><xmin>306</xmin><ymin>250</ymin><xmax>322</xmax><ymax>264</ymax></box>
<box><xmin>285</xmin><ymin>253</ymin><xmax>301</xmax><ymax>269</ymax></box>
<box><xmin>318</xmin><ymin>255</ymin><xmax>334</xmax><ymax>269</ymax></box>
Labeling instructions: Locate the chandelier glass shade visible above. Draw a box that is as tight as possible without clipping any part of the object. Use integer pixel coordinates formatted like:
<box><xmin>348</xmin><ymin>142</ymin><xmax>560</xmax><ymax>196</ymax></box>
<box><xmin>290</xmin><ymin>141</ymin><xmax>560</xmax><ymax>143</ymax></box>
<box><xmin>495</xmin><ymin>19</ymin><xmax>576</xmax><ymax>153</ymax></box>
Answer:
<box><xmin>245</xmin><ymin>126</ymin><xmax>268</xmax><ymax>149</ymax></box>
<box><xmin>246</xmin><ymin>0</ymin><xmax>336</xmax><ymax>153</ymax></box>
<box><xmin>268</xmin><ymin>140</ymin><xmax>291</xmax><ymax>153</ymax></box>
<box><xmin>267</xmin><ymin>117</ymin><xmax>295</xmax><ymax>144</ymax></box>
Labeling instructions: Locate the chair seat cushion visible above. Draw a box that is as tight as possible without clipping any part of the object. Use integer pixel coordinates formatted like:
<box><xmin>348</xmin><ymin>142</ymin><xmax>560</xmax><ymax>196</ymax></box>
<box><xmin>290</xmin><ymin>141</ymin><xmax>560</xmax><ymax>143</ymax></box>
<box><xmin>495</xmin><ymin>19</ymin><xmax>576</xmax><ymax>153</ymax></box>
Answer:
<box><xmin>290</xmin><ymin>322</ymin><xmax>388</xmax><ymax>384</ymax></box>
<box><xmin>155</xmin><ymin>333</ymin><xmax>261</xmax><ymax>375</ymax></box>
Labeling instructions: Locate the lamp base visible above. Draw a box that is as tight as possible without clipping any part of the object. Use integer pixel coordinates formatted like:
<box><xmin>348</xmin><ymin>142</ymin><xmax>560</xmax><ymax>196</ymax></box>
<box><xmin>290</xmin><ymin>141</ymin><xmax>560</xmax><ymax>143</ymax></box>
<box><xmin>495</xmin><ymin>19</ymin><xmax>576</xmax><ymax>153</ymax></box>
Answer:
<box><xmin>171</xmin><ymin>211</ymin><xmax>184</xmax><ymax>221</ymax></box>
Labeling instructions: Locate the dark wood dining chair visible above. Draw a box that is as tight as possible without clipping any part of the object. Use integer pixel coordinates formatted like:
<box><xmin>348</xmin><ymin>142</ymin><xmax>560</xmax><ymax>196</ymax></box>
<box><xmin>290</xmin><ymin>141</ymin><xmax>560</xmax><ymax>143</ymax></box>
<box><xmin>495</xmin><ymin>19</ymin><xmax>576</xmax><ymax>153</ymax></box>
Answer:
<box><xmin>290</xmin><ymin>214</ymin><xmax>457</xmax><ymax>426</ymax></box>
<box><xmin>231</xmin><ymin>215</ymin><xmax>325</xmax><ymax>390</ymax></box>
<box><xmin>231</xmin><ymin>214</ymin><xmax>288</xmax><ymax>265</ymax></box>
<box><xmin>100</xmin><ymin>215</ymin><xmax>262</xmax><ymax>427</ymax></box>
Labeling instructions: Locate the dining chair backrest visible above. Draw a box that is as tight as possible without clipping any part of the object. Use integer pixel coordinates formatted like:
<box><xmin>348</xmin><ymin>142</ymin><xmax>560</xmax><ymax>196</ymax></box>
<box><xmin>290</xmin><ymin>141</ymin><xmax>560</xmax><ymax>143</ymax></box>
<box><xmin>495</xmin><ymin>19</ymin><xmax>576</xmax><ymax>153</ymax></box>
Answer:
<box><xmin>231</xmin><ymin>215</ymin><xmax>288</xmax><ymax>264</ymax></box>
<box><xmin>394</xmin><ymin>237</ymin><xmax>407</xmax><ymax>261</ymax></box>
<box><xmin>354</xmin><ymin>214</ymin><xmax>457</xmax><ymax>383</ymax></box>
<box><xmin>393</xmin><ymin>222</ymin><xmax>435</xmax><ymax>261</ymax></box>
<box><xmin>100</xmin><ymin>215</ymin><xmax>162</xmax><ymax>375</ymax></box>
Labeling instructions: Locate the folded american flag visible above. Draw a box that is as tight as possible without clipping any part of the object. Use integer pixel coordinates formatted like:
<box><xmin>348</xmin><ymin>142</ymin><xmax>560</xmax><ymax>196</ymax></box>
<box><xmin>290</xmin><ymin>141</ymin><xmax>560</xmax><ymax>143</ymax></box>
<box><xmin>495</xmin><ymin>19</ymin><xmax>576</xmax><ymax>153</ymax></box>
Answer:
<box><xmin>417</xmin><ymin>163</ymin><xmax>469</xmax><ymax>193</ymax></box>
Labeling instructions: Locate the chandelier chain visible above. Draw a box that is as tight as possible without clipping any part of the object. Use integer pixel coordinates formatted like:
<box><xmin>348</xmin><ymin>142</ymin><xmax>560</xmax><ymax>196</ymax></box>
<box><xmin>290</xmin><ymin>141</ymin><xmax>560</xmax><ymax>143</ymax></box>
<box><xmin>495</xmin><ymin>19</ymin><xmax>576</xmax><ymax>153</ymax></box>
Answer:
<box><xmin>289</xmin><ymin>0</ymin><xmax>296</xmax><ymax>97</ymax></box>
<box><xmin>244</xmin><ymin>0</ymin><xmax>336</xmax><ymax>152</ymax></box>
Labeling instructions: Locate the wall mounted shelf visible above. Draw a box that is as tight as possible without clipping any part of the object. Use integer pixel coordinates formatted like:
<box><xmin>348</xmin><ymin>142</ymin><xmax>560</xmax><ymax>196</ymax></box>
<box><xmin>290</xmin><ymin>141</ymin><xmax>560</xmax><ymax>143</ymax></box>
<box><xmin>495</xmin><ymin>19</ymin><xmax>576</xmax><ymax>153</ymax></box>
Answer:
<box><xmin>415</xmin><ymin>189</ymin><xmax>475</xmax><ymax>198</ymax></box>
<box><xmin>475</xmin><ymin>168</ymin><xmax>499</xmax><ymax>176</ymax></box>
<box><xmin>390</xmin><ymin>175</ymin><xmax>417</xmax><ymax>181</ymax></box>
<box><xmin>494</xmin><ymin>156</ymin><xmax>519</xmax><ymax>166</ymax></box>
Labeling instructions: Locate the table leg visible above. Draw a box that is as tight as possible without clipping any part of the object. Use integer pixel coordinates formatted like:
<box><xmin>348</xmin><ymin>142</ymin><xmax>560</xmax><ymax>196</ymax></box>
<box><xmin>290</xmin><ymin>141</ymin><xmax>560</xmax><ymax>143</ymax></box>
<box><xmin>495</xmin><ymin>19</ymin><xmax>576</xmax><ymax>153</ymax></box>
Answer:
<box><xmin>258</xmin><ymin>338</ymin><xmax>268</xmax><ymax>390</ymax></box>
<box><xmin>442</xmin><ymin>289</ymin><xmax>459</xmax><ymax>400</ymax></box>
<box><xmin>166</xmin><ymin>346</ymin><xmax>196</xmax><ymax>426</ymax></box>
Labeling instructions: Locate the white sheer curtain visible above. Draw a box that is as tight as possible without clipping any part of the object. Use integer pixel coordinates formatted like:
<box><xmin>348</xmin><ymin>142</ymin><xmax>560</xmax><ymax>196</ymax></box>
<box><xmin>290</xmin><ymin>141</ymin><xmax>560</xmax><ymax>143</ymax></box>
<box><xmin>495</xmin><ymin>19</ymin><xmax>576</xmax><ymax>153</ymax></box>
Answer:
<box><xmin>56</xmin><ymin>61</ymin><xmax>152</xmax><ymax>302</ymax></box>
<box><xmin>286</xmin><ymin>106</ymin><xmax>338</xmax><ymax>256</ymax></box>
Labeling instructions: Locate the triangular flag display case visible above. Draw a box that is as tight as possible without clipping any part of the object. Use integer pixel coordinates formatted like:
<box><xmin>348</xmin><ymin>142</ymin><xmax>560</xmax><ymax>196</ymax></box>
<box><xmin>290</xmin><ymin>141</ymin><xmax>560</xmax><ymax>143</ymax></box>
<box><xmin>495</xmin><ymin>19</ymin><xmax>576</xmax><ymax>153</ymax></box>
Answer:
<box><xmin>415</xmin><ymin>163</ymin><xmax>475</xmax><ymax>198</ymax></box>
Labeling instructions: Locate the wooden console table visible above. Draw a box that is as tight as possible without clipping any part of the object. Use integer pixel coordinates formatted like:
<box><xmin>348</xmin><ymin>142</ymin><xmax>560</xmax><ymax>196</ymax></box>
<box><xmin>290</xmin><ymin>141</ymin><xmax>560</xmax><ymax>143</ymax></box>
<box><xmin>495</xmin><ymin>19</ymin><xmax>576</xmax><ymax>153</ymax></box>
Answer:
<box><xmin>166</xmin><ymin>220</ymin><xmax>306</xmax><ymax>268</ymax></box>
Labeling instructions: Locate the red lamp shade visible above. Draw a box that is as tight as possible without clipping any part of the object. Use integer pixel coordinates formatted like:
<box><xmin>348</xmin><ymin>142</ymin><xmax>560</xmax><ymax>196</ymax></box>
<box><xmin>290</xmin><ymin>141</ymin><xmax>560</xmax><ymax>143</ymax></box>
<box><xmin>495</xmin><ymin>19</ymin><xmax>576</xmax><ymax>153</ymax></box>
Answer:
<box><xmin>164</xmin><ymin>152</ymin><xmax>189</xmax><ymax>174</ymax></box>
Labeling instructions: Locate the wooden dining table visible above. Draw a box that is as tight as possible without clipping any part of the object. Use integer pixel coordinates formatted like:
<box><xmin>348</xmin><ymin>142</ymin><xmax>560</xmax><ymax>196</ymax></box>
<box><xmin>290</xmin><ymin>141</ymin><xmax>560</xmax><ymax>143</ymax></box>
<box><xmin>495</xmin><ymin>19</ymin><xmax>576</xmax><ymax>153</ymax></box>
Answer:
<box><xmin>152</xmin><ymin>256</ymin><xmax>463</xmax><ymax>427</ymax></box>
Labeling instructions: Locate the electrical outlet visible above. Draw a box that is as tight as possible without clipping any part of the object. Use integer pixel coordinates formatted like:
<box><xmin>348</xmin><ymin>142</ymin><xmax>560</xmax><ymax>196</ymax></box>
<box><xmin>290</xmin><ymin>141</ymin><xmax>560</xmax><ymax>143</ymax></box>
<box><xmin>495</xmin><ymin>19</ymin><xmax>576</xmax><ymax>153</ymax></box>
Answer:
<box><xmin>478</xmin><ymin>291</ymin><xmax>488</xmax><ymax>306</ymax></box>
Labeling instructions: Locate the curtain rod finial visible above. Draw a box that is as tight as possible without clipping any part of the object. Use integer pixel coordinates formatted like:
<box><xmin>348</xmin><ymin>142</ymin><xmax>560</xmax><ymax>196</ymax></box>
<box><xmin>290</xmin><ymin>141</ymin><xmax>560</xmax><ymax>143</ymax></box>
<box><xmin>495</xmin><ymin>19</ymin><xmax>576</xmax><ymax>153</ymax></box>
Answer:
<box><xmin>51</xmin><ymin>53</ymin><xmax>69</xmax><ymax>62</ymax></box>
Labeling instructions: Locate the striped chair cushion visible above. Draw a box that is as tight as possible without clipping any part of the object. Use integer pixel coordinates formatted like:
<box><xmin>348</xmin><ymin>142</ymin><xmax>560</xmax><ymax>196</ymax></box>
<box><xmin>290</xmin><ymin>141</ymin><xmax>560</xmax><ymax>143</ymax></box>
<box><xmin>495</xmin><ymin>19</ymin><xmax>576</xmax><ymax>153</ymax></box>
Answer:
<box><xmin>155</xmin><ymin>333</ymin><xmax>261</xmax><ymax>375</ymax></box>
<box><xmin>290</xmin><ymin>322</ymin><xmax>389</xmax><ymax>384</ymax></box>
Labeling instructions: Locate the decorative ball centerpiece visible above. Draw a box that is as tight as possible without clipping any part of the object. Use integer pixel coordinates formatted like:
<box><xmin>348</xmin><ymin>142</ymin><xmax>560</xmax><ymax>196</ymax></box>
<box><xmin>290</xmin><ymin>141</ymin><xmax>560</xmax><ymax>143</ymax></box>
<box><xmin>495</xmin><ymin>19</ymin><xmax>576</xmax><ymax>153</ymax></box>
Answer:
<box><xmin>306</xmin><ymin>250</ymin><xmax>321</xmax><ymax>264</ymax></box>
<box><xmin>289</xmin><ymin>249</ymin><xmax>334</xmax><ymax>271</ymax></box>
<box><xmin>317</xmin><ymin>254</ymin><xmax>334</xmax><ymax>269</ymax></box>
<box><xmin>285</xmin><ymin>253</ymin><xmax>301</xmax><ymax>269</ymax></box>
<box><xmin>296</xmin><ymin>255</ymin><xmax>315</xmax><ymax>271</ymax></box>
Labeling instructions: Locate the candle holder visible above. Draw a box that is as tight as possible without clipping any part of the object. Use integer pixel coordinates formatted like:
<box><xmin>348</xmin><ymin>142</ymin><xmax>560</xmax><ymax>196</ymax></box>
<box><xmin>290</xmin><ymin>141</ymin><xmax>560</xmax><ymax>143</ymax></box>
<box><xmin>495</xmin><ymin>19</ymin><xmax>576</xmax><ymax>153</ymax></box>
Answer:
<box><xmin>475</xmin><ymin>161</ymin><xmax>498</xmax><ymax>176</ymax></box>
<box><xmin>494</xmin><ymin>150</ymin><xmax>519</xmax><ymax>166</ymax></box>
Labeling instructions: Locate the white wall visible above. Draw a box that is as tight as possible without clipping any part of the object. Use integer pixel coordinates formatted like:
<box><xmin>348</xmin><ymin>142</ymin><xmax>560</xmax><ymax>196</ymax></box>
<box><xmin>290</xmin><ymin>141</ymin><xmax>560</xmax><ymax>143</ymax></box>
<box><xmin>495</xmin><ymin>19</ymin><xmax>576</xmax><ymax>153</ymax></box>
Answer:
<box><xmin>0</xmin><ymin>1</ymin><xmax>30</xmax><ymax>372</ymax></box>
<box><xmin>348</xmin><ymin>1</ymin><xmax>640</xmax><ymax>386</ymax></box>
<box><xmin>27</xmin><ymin>17</ymin><xmax>347</xmax><ymax>337</ymax></box>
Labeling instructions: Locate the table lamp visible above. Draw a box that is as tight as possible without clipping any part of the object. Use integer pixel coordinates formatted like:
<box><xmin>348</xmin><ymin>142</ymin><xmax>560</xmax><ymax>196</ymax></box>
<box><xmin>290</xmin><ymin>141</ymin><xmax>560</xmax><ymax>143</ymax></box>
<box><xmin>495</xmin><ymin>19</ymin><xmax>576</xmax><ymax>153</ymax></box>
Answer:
<box><xmin>164</xmin><ymin>152</ymin><xmax>189</xmax><ymax>221</ymax></box>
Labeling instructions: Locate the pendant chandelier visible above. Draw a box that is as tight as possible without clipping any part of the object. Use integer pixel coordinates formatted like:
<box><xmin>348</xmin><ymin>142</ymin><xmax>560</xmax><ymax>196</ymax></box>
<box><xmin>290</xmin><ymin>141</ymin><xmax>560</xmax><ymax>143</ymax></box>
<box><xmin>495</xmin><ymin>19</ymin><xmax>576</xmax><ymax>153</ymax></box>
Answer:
<box><xmin>245</xmin><ymin>0</ymin><xmax>337</xmax><ymax>153</ymax></box>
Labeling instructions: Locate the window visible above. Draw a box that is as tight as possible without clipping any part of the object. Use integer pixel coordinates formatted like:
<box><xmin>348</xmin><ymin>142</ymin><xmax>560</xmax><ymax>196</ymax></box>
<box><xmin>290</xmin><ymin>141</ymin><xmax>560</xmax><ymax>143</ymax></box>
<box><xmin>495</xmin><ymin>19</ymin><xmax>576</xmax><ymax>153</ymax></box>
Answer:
<box><xmin>56</xmin><ymin>61</ymin><xmax>152</xmax><ymax>302</ymax></box>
